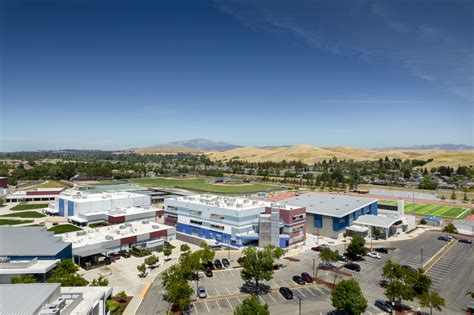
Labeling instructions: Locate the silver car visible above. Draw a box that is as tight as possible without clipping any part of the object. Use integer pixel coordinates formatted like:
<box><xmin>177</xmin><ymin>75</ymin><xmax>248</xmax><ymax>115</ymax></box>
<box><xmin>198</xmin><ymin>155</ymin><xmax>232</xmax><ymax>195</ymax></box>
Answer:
<box><xmin>197</xmin><ymin>286</ymin><xmax>207</xmax><ymax>298</ymax></box>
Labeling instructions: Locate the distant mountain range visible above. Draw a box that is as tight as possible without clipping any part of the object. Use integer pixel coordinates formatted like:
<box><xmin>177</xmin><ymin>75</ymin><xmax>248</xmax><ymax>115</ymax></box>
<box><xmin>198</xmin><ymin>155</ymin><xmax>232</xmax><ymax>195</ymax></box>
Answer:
<box><xmin>374</xmin><ymin>144</ymin><xmax>474</xmax><ymax>151</ymax></box>
<box><xmin>132</xmin><ymin>138</ymin><xmax>241</xmax><ymax>153</ymax></box>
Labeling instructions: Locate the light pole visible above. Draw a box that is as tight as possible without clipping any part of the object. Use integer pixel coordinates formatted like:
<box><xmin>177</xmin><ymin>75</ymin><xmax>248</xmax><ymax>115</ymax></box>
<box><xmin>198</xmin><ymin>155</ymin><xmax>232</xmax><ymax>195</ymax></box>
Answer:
<box><xmin>421</xmin><ymin>248</ymin><xmax>424</xmax><ymax>268</ymax></box>
<box><xmin>312</xmin><ymin>258</ymin><xmax>316</xmax><ymax>279</ymax></box>
<box><xmin>298</xmin><ymin>296</ymin><xmax>302</xmax><ymax>315</ymax></box>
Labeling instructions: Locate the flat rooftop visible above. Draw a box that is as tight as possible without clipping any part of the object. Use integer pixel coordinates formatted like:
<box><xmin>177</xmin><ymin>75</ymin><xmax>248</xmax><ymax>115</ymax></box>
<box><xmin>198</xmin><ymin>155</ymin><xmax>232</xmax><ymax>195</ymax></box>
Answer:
<box><xmin>79</xmin><ymin>206</ymin><xmax>158</xmax><ymax>218</ymax></box>
<box><xmin>353</xmin><ymin>214</ymin><xmax>403</xmax><ymax>228</ymax></box>
<box><xmin>0</xmin><ymin>227</ymin><xmax>71</xmax><ymax>257</ymax></box>
<box><xmin>60</xmin><ymin>220</ymin><xmax>172</xmax><ymax>249</ymax></box>
<box><xmin>0</xmin><ymin>283</ymin><xmax>60</xmax><ymax>315</ymax></box>
<box><xmin>58</xmin><ymin>190</ymin><xmax>147</xmax><ymax>203</ymax></box>
<box><xmin>279</xmin><ymin>192</ymin><xmax>377</xmax><ymax>218</ymax></box>
<box><xmin>171</xmin><ymin>194</ymin><xmax>300</xmax><ymax>211</ymax></box>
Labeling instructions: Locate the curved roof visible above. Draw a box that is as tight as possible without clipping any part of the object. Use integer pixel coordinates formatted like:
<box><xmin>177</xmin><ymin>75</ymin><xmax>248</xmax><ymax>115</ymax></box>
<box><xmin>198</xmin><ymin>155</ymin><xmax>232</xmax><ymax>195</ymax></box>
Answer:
<box><xmin>353</xmin><ymin>215</ymin><xmax>403</xmax><ymax>229</ymax></box>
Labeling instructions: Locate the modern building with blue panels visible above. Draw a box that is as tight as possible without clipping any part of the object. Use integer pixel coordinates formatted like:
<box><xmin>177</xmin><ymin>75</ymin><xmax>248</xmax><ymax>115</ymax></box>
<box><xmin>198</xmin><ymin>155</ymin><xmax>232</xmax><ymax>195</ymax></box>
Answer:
<box><xmin>280</xmin><ymin>192</ymin><xmax>378</xmax><ymax>239</ymax></box>
<box><xmin>164</xmin><ymin>195</ymin><xmax>305</xmax><ymax>248</ymax></box>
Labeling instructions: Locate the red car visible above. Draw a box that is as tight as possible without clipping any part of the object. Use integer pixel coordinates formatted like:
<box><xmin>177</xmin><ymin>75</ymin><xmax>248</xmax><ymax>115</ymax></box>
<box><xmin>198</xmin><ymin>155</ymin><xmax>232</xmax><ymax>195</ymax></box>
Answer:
<box><xmin>311</xmin><ymin>246</ymin><xmax>322</xmax><ymax>252</ymax></box>
<box><xmin>108</xmin><ymin>253</ymin><xmax>121</xmax><ymax>261</ymax></box>
<box><xmin>301</xmin><ymin>272</ymin><xmax>313</xmax><ymax>283</ymax></box>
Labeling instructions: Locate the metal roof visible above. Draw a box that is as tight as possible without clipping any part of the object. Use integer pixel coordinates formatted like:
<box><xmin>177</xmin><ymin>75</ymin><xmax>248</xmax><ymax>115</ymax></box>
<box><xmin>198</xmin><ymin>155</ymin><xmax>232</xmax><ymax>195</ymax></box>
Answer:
<box><xmin>279</xmin><ymin>192</ymin><xmax>377</xmax><ymax>218</ymax></box>
<box><xmin>353</xmin><ymin>215</ymin><xmax>403</xmax><ymax>229</ymax></box>
<box><xmin>0</xmin><ymin>227</ymin><xmax>71</xmax><ymax>257</ymax></box>
<box><xmin>0</xmin><ymin>283</ymin><xmax>60</xmax><ymax>314</ymax></box>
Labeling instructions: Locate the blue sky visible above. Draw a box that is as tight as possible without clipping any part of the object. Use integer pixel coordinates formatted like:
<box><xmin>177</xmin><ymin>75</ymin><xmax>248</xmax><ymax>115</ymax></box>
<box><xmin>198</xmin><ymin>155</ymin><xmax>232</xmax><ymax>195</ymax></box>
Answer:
<box><xmin>1</xmin><ymin>0</ymin><xmax>472</xmax><ymax>151</ymax></box>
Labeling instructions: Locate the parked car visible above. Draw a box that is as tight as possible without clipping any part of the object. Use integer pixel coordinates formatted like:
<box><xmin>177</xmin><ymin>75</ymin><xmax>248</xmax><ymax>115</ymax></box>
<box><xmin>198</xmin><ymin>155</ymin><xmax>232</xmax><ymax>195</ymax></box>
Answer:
<box><xmin>197</xmin><ymin>286</ymin><xmax>207</xmax><ymax>298</ymax></box>
<box><xmin>108</xmin><ymin>253</ymin><xmax>121</xmax><ymax>261</ymax></box>
<box><xmin>459</xmin><ymin>239</ymin><xmax>472</xmax><ymax>244</ymax></box>
<box><xmin>375</xmin><ymin>300</ymin><xmax>393</xmax><ymax>313</ymax></box>
<box><xmin>118</xmin><ymin>250</ymin><xmax>130</xmax><ymax>258</ymax></box>
<box><xmin>279</xmin><ymin>287</ymin><xmax>294</xmax><ymax>299</ymax></box>
<box><xmin>375</xmin><ymin>247</ymin><xmax>389</xmax><ymax>254</ymax></box>
<box><xmin>138</xmin><ymin>271</ymin><xmax>148</xmax><ymax>278</ymax></box>
<box><xmin>301</xmin><ymin>272</ymin><xmax>313</xmax><ymax>283</ymax></box>
<box><xmin>441</xmin><ymin>233</ymin><xmax>453</xmax><ymax>240</ymax></box>
<box><xmin>222</xmin><ymin>258</ymin><xmax>230</xmax><ymax>267</ymax></box>
<box><xmin>379</xmin><ymin>280</ymin><xmax>390</xmax><ymax>288</ymax></box>
<box><xmin>344</xmin><ymin>263</ymin><xmax>361</xmax><ymax>272</ymax></box>
<box><xmin>438</xmin><ymin>235</ymin><xmax>451</xmax><ymax>241</ymax></box>
<box><xmin>367</xmin><ymin>252</ymin><xmax>381</xmax><ymax>259</ymax></box>
<box><xmin>242</xmin><ymin>282</ymin><xmax>257</xmax><ymax>293</ymax></box>
<box><xmin>344</xmin><ymin>252</ymin><xmax>363</xmax><ymax>261</ymax></box>
<box><xmin>214</xmin><ymin>259</ymin><xmax>223</xmax><ymax>269</ymax></box>
<box><xmin>204</xmin><ymin>267</ymin><xmax>213</xmax><ymax>277</ymax></box>
<box><xmin>338</xmin><ymin>254</ymin><xmax>349</xmax><ymax>262</ymax></box>
<box><xmin>311</xmin><ymin>244</ymin><xmax>330</xmax><ymax>251</ymax></box>
<box><xmin>292</xmin><ymin>275</ymin><xmax>306</xmax><ymax>285</ymax></box>
<box><xmin>273</xmin><ymin>263</ymin><xmax>284</xmax><ymax>270</ymax></box>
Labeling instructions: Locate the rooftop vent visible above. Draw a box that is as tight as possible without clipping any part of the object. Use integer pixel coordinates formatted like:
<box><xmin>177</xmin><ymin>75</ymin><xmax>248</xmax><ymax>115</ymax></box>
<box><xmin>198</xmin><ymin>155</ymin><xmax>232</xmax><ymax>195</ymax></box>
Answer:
<box><xmin>105</xmin><ymin>235</ymin><xmax>113</xmax><ymax>240</ymax></box>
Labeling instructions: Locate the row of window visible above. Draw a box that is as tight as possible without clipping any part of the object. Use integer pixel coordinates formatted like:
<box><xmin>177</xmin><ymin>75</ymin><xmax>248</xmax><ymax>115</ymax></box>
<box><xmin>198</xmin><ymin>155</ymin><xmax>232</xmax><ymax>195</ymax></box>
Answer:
<box><xmin>210</xmin><ymin>223</ymin><xmax>224</xmax><ymax>230</ymax></box>
<box><xmin>292</xmin><ymin>214</ymin><xmax>306</xmax><ymax>221</ymax></box>
<box><xmin>190</xmin><ymin>219</ymin><xmax>203</xmax><ymax>225</ymax></box>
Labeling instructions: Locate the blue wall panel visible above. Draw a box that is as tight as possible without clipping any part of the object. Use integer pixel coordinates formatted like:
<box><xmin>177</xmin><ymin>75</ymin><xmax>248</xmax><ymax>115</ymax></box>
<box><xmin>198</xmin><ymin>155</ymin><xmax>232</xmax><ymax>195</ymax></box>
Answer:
<box><xmin>314</xmin><ymin>214</ymin><xmax>323</xmax><ymax>228</ymax></box>
<box><xmin>332</xmin><ymin>215</ymin><xmax>350</xmax><ymax>232</ymax></box>
<box><xmin>370</xmin><ymin>202</ymin><xmax>378</xmax><ymax>215</ymax></box>
<box><xmin>58</xmin><ymin>199</ymin><xmax>65</xmax><ymax>216</ymax></box>
<box><xmin>353</xmin><ymin>211</ymin><xmax>359</xmax><ymax>220</ymax></box>
<box><xmin>67</xmin><ymin>201</ymin><xmax>74</xmax><ymax>216</ymax></box>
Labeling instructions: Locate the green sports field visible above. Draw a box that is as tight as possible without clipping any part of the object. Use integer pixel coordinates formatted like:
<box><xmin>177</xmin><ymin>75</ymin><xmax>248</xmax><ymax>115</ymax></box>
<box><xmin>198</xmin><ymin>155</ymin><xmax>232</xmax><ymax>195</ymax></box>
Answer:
<box><xmin>128</xmin><ymin>178</ymin><xmax>281</xmax><ymax>194</ymax></box>
<box><xmin>380</xmin><ymin>200</ymin><xmax>471</xmax><ymax>219</ymax></box>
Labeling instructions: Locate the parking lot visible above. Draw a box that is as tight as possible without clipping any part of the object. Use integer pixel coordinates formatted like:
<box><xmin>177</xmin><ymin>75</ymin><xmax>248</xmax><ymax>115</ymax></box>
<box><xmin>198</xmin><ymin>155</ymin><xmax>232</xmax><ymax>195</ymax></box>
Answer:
<box><xmin>190</xmin><ymin>264</ymin><xmax>335</xmax><ymax>315</ymax></box>
<box><xmin>139</xmin><ymin>230</ymin><xmax>473</xmax><ymax>315</ymax></box>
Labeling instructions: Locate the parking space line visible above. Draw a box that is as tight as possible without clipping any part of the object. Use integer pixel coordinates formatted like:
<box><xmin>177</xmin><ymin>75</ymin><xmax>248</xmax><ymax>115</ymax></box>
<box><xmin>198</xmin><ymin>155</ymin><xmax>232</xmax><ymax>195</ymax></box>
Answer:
<box><xmin>234</xmin><ymin>286</ymin><xmax>241</xmax><ymax>294</ymax></box>
<box><xmin>204</xmin><ymin>301</ymin><xmax>210</xmax><ymax>313</ymax></box>
<box><xmin>194</xmin><ymin>303</ymin><xmax>199</xmax><ymax>314</ymax></box>
<box><xmin>304</xmin><ymin>287</ymin><xmax>316</xmax><ymax>296</ymax></box>
<box><xmin>237</xmin><ymin>297</ymin><xmax>242</xmax><ymax>304</ymax></box>
<box><xmin>267</xmin><ymin>293</ymin><xmax>276</xmax><ymax>303</ymax></box>
<box><xmin>276</xmin><ymin>291</ymin><xmax>286</xmax><ymax>301</ymax></box>
<box><xmin>272</xmin><ymin>281</ymin><xmax>279</xmax><ymax>289</ymax></box>
<box><xmin>258</xmin><ymin>295</ymin><xmax>265</xmax><ymax>304</ymax></box>
<box><xmin>296</xmin><ymin>288</ymin><xmax>306</xmax><ymax>297</ymax></box>
<box><xmin>215</xmin><ymin>288</ymin><xmax>220</xmax><ymax>296</ymax></box>
<box><xmin>216</xmin><ymin>300</ymin><xmax>222</xmax><ymax>311</ymax></box>
<box><xmin>225</xmin><ymin>287</ymin><xmax>231</xmax><ymax>295</ymax></box>
<box><xmin>281</xmin><ymin>279</ymin><xmax>292</xmax><ymax>287</ymax></box>
<box><xmin>226</xmin><ymin>298</ymin><xmax>232</xmax><ymax>309</ymax></box>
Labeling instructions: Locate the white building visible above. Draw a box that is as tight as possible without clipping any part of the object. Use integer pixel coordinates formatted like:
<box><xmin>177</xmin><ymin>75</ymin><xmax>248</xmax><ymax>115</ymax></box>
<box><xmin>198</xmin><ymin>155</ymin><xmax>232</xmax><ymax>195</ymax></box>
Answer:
<box><xmin>45</xmin><ymin>190</ymin><xmax>153</xmax><ymax>223</ymax></box>
<box><xmin>60</xmin><ymin>220</ymin><xmax>175</xmax><ymax>266</ymax></box>
<box><xmin>164</xmin><ymin>194</ymin><xmax>306</xmax><ymax>248</ymax></box>
<box><xmin>0</xmin><ymin>283</ymin><xmax>112</xmax><ymax>315</ymax></box>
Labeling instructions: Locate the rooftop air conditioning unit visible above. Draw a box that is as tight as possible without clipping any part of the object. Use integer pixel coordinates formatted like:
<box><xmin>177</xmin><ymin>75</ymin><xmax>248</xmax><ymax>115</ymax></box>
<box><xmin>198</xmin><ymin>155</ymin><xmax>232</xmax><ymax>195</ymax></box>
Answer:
<box><xmin>119</xmin><ymin>225</ymin><xmax>126</xmax><ymax>229</ymax></box>
<box><xmin>142</xmin><ymin>220</ymin><xmax>149</xmax><ymax>224</ymax></box>
<box><xmin>105</xmin><ymin>235</ymin><xmax>113</xmax><ymax>240</ymax></box>
<box><xmin>76</xmin><ymin>231</ymin><xmax>86</xmax><ymax>236</ymax></box>
<box><xmin>125</xmin><ymin>223</ymin><xmax>132</xmax><ymax>227</ymax></box>
<box><xmin>152</xmin><ymin>225</ymin><xmax>160</xmax><ymax>229</ymax></box>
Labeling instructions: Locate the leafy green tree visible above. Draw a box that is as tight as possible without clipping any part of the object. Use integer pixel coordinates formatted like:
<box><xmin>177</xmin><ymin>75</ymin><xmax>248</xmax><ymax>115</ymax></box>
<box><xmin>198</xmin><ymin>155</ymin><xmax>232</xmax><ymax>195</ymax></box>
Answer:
<box><xmin>240</xmin><ymin>244</ymin><xmax>282</xmax><ymax>290</ymax></box>
<box><xmin>166</xmin><ymin>280</ymin><xmax>194</xmax><ymax>311</ymax></box>
<box><xmin>450</xmin><ymin>190</ymin><xmax>456</xmax><ymax>200</ymax></box>
<box><xmin>10</xmin><ymin>274</ymin><xmax>37</xmax><ymax>284</ymax></box>
<box><xmin>467</xmin><ymin>291</ymin><xmax>474</xmax><ymax>298</ymax></box>
<box><xmin>373</xmin><ymin>228</ymin><xmax>381</xmax><ymax>238</ymax></box>
<box><xmin>234</xmin><ymin>295</ymin><xmax>270</xmax><ymax>315</ymax></box>
<box><xmin>347</xmin><ymin>234</ymin><xmax>368</xmax><ymax>257</ymax></box>
<box><xmin>442</xmin><ymin>223</ymin><xmax>457</xmax><ymax>234</ymax></box>
<box><xmin>330</xmin><ymin>279</ymin><xmax>367</xmax><ymax>314</ymax></box>
<box><xmin>163</xmin><ymin>247</ymin><xmax>172</xmax><ymax>259</ymax></box>
<box><xmin>319</xmin><ymin>248</ymin><xmax>339</xmax><ymax>267</ymax></box>
<box><xmin>180</xmin><ymin>244</ymin><xmax>191</xmax><ymax>252</ymax></box>
<box><xmin>145</xmin><ymin>255</ymin><xmax>159</xmax><ymax>268</ymax></box>
<box><xmin>198</xmin><ymin>241</ymin><xmax>215</xmax><ymax>264</ymax></box>
<box><xmin>419</xmin><ymin>291</ymin><xmax>445</xmax><ymax>315</ymax></box>
<box><xmin>137</xmin><ymin>263</ymin><xmax>146</xmax><ymax>274</ymax></box>
<box><xmin>90</xmin><ymin>275</ymin><xmax>109</xmax><ymax>286</ymax></box>
<box><xmin>0</xmin><ymin>198</ymin><xmax>4</xmax><ymax>207</ymax></box>
<box><xmin>178</xmin><ymin>251</ymin><xmax>202</xmax><ymax>280</ymax></box>
<box><xmin>382</xmin><ymin>260</ymin><xmax>416</xmax><ymax>304</ymax></box>
<box><xmin>47</xmin><ymin>259</ymin><xmax>88</xmax><ymax>286</ymax></box>
<box><xmin>409</xmin><ymin>269</ymin><xmax>432</xmax><ymax>295</ymax></box>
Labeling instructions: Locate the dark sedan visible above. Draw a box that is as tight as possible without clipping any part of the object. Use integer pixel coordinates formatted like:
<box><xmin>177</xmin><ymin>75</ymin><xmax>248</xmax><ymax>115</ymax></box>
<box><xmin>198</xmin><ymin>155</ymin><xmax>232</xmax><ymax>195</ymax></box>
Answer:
<box><xmin>344</xmin><ymin>263</ymin><xmax>361</xmax><ymax>272</ymax></box>
<box><xmin>222</xmin><ymin>258</ymin><xmax>230</xmax><ymax>267</ymax></box>
<box><xmin>279</xmin><ymin>287</ymin><xmax>294</xmax><ymax>299</ymax></box>
<box><xmin>292</xmin><ymin>275</ymin><xmax>306</xmax><ymax>285</ymax></box>
<box><xmin>375</xmin><ymin>300</ymin><xmax>393</xmax><ymax>313</ymax></box>
<box><xmin>301</xmin><ymin>272</ymin><xmax>313</xmax><ymax>283</ymax></box>
<box><xmin>214</xmin><ymin>259</ymin><xmax>223</xmax><ymax>269</ymax></box>
<box><xmin>204</xmin><ymin>268</ymin><xmax>213</xmax><ymax>277</ymax></box>
<box><xmin>375</xmin><ymin>247</ymin><xmax>389</xmax><ymax>254</ymax></box>
<box><xmin>379</xmin><ymin>280</ymin><xmax>390</xmax><ymax>288</ymax></box>
<box><xmin>459</xmin><ymin>239</ymin><xmax>472</xmax><ymax>244</ymax></box>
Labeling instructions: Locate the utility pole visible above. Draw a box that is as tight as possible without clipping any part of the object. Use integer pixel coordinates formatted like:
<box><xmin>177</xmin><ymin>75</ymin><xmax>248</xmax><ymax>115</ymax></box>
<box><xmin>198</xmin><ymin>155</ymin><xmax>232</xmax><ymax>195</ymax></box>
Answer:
<box><xmin>298</xmin><ymin>296</ymin><xmax>302</xmax><ymax>315</ymax></box>
<box><xmin>312</xmin><ymin>258</ymin><xmax>316</xmax><ymax>279</ymax></box>
<box><xmin>421</xmin><ymin>248</ymin><xmax>424</xmax><ymax>268</ymax></box>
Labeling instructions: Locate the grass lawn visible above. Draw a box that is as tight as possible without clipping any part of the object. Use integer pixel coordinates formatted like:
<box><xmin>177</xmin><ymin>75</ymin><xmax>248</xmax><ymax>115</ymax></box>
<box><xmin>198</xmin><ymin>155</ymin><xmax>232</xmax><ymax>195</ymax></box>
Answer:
<box><xmin>128</xmin><ymin>177</ymin><xmax>281</xmax><ymax>194</ymax></box>
<box><xmin>11</xmin><ymin>203</ymin><xmax>49</xmax><ymax>211</ymax></box>
<box><xmin>0</xmin><ymin>219</ymin><xmax>34</xmax><ymax>226</ymax></box>
<box><xmin>381</xmin><ymin>199</ymin><xmax>470</xmax><ymax>219</ymax></box>
<box><xmin>0</xmin><ymin>211</ymin><xmax>46</xmax><ymax>218</ymax></box>
<box><xmin>48</xmin><ymin>224</ymin><xmax>83</xmax><ymax>234</ymax></box>
<box><xmin>19</xmin><ymin>180</ymin><xmax>71</xmax><ymax>190</ymax></box>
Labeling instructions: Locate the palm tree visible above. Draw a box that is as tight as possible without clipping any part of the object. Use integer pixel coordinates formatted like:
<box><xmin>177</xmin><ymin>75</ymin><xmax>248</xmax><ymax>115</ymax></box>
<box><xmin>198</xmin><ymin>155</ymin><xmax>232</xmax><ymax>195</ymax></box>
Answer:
<box><xmin>419</xmin><ymin>291</ymin><xmax>445</xmax><ymax>315</ymax></box>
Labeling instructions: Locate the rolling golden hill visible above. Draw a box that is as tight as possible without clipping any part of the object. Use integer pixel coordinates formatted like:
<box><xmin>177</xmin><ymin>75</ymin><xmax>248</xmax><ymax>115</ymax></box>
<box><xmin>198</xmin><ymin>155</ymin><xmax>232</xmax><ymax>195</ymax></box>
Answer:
<box><xmin>207</xmin><ymin>145</ymin><xmax>474</xmax><ymax>168</ymax></box>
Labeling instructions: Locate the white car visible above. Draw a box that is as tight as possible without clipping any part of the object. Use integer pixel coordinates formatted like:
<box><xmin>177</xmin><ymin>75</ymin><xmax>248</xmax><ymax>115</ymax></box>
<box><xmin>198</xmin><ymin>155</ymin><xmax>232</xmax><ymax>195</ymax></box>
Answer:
<box><xmin>367</xmin><ymin>252</ymin><xmax>381</xmax><ymax>259</ymax></box>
